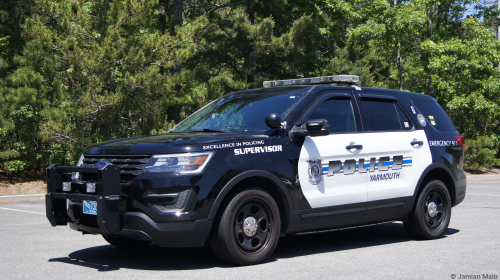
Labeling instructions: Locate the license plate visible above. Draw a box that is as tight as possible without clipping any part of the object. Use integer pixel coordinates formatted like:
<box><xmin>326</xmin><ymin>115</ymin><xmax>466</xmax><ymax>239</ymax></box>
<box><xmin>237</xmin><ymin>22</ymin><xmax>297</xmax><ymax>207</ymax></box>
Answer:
<box><xmin>83</xmin><ymin>200</ymin><xmax>97</xmax><ymax>215</ymax></box>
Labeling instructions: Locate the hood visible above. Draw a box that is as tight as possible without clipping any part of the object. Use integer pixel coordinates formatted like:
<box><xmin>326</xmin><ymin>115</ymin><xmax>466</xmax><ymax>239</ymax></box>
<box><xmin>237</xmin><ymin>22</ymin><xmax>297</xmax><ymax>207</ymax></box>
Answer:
<box><xmin>84</xmin><ymin>132</ymin><xmax>269</xmax><ymax>155</ymax></box>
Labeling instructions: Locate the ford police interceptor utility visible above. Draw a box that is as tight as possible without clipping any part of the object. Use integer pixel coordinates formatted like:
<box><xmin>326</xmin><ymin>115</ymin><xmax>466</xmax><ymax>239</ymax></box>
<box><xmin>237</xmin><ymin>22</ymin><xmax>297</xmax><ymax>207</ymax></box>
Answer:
<box><xmin>45</xmin><ymin>75</ymin><xmax>467</xmax><ymax>265</ymax></box>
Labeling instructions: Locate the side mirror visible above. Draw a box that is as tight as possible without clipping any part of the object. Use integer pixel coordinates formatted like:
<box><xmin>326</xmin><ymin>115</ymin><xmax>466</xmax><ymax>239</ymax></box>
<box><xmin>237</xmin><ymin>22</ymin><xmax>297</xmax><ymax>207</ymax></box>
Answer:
<box><xmin>291</xmin><ymin>119</ymin><xmax>330</xmax><ymax>137</ymax></box>
<box><xmin>265</xmin><ymin>113</ymin><xmax>283</xmax><ymax>129</ymax></box>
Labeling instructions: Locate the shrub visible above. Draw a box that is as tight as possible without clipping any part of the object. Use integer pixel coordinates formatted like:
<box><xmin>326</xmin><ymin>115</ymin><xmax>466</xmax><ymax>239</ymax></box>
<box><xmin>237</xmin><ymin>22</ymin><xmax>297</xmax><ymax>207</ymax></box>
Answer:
<box><xmin>0</xmin><ymin>150</ymin><xmax>20</xmax><ymax>161</ymax></box>
<box><xmin>464</xmin><ymin>136</ymin><xmax>500</xmax><ymax>170</ymax></box>
<box><xmin>3</xmin><ymin>160</ymin><xmax>27</xmax><ymax>177</ymax></box>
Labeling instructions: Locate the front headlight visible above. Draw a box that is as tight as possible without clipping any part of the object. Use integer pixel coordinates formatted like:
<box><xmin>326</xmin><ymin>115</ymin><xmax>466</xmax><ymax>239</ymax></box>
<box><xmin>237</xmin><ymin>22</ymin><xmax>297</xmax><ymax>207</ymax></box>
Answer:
<box><xmin>143</xmin><ymin>151</ymin><xmax>214</xmax><ymax>174</ymax></box>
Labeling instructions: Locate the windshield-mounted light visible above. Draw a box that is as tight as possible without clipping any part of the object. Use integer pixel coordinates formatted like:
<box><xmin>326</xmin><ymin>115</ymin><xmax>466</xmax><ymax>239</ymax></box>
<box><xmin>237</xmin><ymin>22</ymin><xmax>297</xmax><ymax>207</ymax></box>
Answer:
<box><xmin>143</xmin><ymin>151</ymin><xmax>214</xmax><ymax>174</ymax></box>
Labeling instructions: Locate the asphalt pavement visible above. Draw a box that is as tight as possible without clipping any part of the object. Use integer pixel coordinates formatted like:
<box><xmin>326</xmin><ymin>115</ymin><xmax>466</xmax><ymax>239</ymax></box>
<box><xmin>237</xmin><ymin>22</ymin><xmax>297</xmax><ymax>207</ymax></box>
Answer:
<box><xmin>0</xmin><ymin>180</ymin><xmax>499</xmax><ymax>279</ymax></box>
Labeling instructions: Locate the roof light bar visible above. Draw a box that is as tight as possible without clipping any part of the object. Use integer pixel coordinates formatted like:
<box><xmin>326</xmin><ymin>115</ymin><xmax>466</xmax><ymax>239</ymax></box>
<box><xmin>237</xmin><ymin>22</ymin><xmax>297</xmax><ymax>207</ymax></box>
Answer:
<box><xmin>263</xmin><ymin>74</ymin><xmax>360</xmax><ymax>88</ymax></box>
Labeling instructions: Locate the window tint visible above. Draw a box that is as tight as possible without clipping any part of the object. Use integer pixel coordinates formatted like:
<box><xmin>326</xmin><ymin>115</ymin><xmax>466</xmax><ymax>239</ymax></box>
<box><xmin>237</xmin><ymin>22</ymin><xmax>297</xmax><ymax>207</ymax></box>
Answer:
<box><xmin>396</xmin><ymin>105</ymin><xmax>412</xmax><ymax>130</ymax></box>
<box><xmin>412</xmin><ymin>100</ymin><xmax>456</xmax><ymax>131</ymax></box>
<box><xmin>307</xmin><ymin>98</ymin><xmax>356</xmax><ymax>133</ymax></box>
<box><xmin>360</xmin><ymin>100</ymin><xmax>401</xmax><ymax>131</ymax></box>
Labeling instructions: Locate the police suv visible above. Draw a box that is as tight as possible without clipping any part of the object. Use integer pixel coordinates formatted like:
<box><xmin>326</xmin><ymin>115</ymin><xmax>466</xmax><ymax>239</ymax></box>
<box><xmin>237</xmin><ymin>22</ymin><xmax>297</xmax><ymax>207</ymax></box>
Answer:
<box><xmin>46</xmin><ymin>75</ymin><xmax>467</xmax><ymax>265</ymax></box>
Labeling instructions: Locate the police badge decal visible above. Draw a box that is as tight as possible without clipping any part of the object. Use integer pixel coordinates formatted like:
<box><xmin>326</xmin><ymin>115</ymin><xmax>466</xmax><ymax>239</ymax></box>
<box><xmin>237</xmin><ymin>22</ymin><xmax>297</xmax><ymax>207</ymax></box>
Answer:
<box><xmin>307</xmin><ymin>159</ymin><xmax>323</xmax><ymax>185</ymax></box>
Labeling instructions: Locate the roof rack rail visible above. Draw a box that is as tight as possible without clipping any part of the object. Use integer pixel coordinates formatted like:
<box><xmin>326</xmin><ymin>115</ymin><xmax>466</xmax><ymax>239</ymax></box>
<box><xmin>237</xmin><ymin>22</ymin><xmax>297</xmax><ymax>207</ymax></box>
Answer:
<box><xmin>263</xmin><ymin>75</ymin><xmax>359</xmax><ymax>88</ymax></box>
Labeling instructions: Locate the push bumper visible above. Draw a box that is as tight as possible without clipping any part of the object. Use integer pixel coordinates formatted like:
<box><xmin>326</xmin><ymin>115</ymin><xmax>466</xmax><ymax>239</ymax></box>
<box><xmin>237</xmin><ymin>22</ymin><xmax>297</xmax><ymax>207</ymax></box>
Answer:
<box><xmin>45</xmin><ymin>164</ymin><xmax>212</xmax><ymax>247</ymax></box>
<box><xmin>46</xmin><ymin>164</ymin><xmax>121</xmax><ymax>233</ymax></box>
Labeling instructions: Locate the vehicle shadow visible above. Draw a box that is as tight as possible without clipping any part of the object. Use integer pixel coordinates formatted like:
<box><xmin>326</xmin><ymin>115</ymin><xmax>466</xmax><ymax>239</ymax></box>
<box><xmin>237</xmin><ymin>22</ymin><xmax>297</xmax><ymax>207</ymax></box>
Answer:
<box><xmin>48</xmin><ymin>223</ymin><xmax>459</xmax><ymax>271</ymax></box>
<box><xmin>271</xmin><ymin>223</ymin><xmax>459</xmax><ymax>261</ymax></box>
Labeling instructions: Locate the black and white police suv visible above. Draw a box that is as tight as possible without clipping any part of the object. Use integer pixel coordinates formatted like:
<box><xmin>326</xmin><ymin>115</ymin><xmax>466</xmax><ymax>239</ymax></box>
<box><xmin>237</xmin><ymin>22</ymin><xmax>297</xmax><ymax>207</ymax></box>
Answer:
<box><xmin>46</xmin><ymin>75</ymin><xmax>466</xmax><ymax>265</ymax></box>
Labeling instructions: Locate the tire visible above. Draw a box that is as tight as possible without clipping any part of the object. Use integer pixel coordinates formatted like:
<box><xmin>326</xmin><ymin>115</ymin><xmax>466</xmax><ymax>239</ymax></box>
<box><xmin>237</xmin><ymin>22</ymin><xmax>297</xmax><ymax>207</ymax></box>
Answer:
<box><xmin>404</xmin><ymin>179</ymin><xmax>451</xmax><ymax>239</ymax></box>
<box><xmin>102</xmin><ymin>235</ymin><xmax>151</xmax><ymax>248</ymax></box>
<box><xmin>209</xmin><ymin>188</ymin><xmax>281</xmax><ymax>266</ymax></box>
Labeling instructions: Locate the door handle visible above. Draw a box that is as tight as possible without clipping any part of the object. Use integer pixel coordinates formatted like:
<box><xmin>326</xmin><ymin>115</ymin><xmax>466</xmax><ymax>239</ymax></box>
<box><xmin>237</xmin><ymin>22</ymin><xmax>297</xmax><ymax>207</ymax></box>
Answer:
<box><xmin>346</xmin><ymin>144</ymin><xmax>363</xmax><ymax>150</ymax></box>
<box><xmin>410</xmin><ymin>140</ymin><xmax>424</xmax><ymax>146</ymax></box>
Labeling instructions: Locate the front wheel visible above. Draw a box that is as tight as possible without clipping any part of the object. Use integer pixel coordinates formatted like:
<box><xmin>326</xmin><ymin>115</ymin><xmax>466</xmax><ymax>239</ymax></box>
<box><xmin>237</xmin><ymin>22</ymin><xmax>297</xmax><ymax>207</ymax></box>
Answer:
<box><xmin>209</xmin><ymin>188</ymin><xmax>281</xmax><ymax>266</ymax></box>
<box><xmin>404</xmin><ymin>179</ymin><xmax>451</xmax><ymax>239</ymax></box>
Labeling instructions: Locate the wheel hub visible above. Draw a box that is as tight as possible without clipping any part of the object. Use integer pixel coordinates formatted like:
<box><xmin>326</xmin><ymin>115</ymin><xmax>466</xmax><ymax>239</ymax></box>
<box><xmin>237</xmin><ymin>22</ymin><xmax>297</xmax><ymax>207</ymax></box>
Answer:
<box><xmin>242</xmin><ymin>217</ymin><xmax>258</xmax><ymax>237</ymax></box>
<box><xmin>427</xmin><ymin>202</ymin><xmax>437</xmax><ymax>217</ymax></box>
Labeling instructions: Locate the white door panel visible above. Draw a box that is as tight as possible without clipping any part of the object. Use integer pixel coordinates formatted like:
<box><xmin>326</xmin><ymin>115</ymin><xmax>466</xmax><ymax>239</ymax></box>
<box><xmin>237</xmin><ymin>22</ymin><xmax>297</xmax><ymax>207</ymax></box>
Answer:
<box><xmin>298</xmin><ymin>130</ymin><xmax>432</xmax><ymax>208</ymax></box>
<box><xmin>362</xmin><ymin>130</ymin><xmax>432</xmax><ymax>201</ymax></box>
<box><xmin>298</xmin><ymin>134</ymin><xmax>370</xmax><ymax>208</ymax></box>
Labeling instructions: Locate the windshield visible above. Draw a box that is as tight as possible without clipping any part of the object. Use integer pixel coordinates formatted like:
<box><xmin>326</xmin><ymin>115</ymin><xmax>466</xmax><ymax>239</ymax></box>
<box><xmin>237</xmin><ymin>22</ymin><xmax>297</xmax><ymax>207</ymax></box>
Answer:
<box><xmin>171</xmin><ymin>90</ymin><xmax>307</xmax><ymax>134</ymax></box>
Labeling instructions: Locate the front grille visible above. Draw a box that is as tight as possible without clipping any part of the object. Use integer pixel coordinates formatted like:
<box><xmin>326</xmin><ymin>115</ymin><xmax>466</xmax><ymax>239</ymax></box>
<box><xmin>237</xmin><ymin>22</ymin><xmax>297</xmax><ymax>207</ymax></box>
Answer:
<box><xmin>79</xmin><ymin>154</ymin><xmax>151</xmax><ymax>187</ymax></box>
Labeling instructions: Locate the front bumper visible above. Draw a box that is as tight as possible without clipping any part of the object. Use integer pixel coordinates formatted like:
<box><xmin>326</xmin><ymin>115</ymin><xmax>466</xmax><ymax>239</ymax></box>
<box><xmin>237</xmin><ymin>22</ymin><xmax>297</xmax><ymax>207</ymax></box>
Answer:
<box><xmin>68</xmin><ymin>212</ymin><xmax>212</xmax><ymax>247</ymax></box>
<box><xmin>45</xmin><ymin>164</ymin><xmax>212</xmax><ymax>247</ymax></box>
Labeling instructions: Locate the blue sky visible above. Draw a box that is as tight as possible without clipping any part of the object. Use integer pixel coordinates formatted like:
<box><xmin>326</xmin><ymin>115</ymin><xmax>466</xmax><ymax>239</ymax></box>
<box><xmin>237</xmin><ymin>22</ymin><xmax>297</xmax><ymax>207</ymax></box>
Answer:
<box><xmin>464</xmin><ymin>0</ymin><xmax>497</xmax><ymax>18</ymax></box>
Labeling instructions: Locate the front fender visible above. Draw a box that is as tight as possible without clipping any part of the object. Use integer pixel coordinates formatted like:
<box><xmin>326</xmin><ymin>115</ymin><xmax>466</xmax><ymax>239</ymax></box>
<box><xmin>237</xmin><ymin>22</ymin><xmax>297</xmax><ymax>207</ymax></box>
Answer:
<box><xmin>207</xmin><ymin>170</ymin><xmax>293</xmax><ymax>223</ymax></box>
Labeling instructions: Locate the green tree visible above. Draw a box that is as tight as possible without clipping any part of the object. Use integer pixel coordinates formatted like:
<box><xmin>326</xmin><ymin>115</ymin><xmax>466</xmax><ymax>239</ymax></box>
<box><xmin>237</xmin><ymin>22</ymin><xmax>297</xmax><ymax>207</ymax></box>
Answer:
<box><xmin>1</xmin><ymin>0</ymin><xmax>202</xmax><ymax>173</ymax></box>
<box><xmin>181</xmin><ymin>0</ymin><xmax>336</xmax><ymax>98</ymax></box>
<box><xmin>422</xmin><ymin>18</ymin><xmax>500</xmax><ymax>138</ymax></box>
<box><xmin>0</xmin><ymin>38</ymin><xmax>68</xmax><ymax>170</ymax></box>
<box><xmin>0</xmin><ymin>0</ymin><xmax>34</xmax><ymax>78</ymax></box>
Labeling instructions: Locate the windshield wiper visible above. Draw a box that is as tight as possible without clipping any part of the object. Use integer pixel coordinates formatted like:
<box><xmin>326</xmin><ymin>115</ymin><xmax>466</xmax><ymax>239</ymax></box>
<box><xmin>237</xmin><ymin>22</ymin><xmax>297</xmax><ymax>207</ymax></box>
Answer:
<box><xmin>183</xmin><ymin>129</ymin><xmax>232</xmax><ymax>133</ymax></box>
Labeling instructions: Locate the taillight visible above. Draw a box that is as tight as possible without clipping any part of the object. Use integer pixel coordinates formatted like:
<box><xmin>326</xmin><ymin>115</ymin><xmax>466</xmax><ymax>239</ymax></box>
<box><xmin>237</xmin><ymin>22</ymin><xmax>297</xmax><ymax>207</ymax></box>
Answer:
<box><xmin>454</xmin><ymin>135</ymin><xmax>465</xmax><ymax>156</ymax></box>
<box><xmin>454</xmin><ymin>135</ymin><xmax>464</xmax><ymax>145</ymax></box>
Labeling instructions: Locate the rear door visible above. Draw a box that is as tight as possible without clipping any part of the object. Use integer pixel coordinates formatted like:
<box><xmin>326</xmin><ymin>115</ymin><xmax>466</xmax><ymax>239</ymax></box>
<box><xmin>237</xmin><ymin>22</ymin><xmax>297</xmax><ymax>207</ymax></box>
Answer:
<box><xmin>355</xmin><ymin>93</ymin><xmax>432</xmax><ymax>220</ymax></box>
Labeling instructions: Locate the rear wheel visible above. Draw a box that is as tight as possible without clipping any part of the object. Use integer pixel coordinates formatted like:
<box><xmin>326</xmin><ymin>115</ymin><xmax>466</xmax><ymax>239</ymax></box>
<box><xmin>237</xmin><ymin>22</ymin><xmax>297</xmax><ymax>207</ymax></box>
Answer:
<box><xmin>102</xmin><ymin>235</ymin><xmax>151</xmax><ymax>248</ymax></box>
<box><xmin>404</xmin><ymin>179</ymin><xmax>451</xmax><ymax>239</ymax></box>
<box><xmin>209</xmin><ymin>188</ymin><xmax>281</xmax><ymax>266</ymax></box>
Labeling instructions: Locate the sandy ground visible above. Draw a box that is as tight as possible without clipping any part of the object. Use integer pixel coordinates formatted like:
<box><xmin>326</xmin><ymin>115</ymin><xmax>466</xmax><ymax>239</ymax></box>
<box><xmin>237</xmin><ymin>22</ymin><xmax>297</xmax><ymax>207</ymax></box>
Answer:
<box><xmin>0</xmin><ymin>168</ymin><xmax>499</xmax><ymax>196</ymax></box>
<box><xmin>0</xmin><ymin>174</ymin><xmax>46</xmax><ymax>196</ymax></box>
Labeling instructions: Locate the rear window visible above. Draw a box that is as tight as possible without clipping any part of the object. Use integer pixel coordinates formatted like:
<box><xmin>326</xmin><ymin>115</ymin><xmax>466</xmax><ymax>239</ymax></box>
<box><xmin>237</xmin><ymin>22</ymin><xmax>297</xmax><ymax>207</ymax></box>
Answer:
<box><xmin>412</xmin><ymin>100</ymin><xmax>456</xmax><ymax>131</ymax></box>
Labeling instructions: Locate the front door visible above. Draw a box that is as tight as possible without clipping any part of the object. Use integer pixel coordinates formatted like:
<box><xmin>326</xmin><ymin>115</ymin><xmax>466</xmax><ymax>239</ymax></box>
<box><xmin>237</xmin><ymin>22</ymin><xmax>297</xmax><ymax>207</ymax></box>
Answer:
<box><xmin>297</xmin><ymin>94</ymin><xmax>369</xmax><ymax>208</ymax></box>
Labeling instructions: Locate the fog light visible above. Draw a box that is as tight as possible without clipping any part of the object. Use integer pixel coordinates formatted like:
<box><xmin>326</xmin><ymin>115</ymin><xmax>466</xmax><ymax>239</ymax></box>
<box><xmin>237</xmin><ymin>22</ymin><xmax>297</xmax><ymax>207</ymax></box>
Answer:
<box><xmin>62</xmin><ymin>182</ymin><xmax>71</xmax><ymax>192</ymax></box>
<box><xmin>86</xmin><ymin>183</ymin><xmax>96</xmax><ymax>193</ymax></box>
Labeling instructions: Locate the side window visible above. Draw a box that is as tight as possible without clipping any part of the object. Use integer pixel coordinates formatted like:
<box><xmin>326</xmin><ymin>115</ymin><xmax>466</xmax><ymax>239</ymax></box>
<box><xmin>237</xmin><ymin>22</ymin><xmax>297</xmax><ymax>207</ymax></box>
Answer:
<box><xmin>359</xmin><ymin>99</ymin><xmax>402</xmax><ymax>131</ymax></box>
<box><xmin>412</xmin><ymin>100</ymin><xmax>456</xmax><ymax>131</ymax></box>
<box><xmin>307</xmin><ymin>98</ymin><xmax>356</xmax><ymax>133</ymax></box>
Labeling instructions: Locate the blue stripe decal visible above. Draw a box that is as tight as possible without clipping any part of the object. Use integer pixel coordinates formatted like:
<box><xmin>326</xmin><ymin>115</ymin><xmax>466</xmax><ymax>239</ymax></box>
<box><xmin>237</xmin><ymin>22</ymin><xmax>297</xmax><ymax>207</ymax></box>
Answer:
<box><xmin>321</xmin><ymin>158</ymin><xmax>413</xmax><ymax>173</ymax></box>
<box><xmin>322</xmin><ymin>166</ymin><xmax>345</xmax><ymax>172</ymax></box>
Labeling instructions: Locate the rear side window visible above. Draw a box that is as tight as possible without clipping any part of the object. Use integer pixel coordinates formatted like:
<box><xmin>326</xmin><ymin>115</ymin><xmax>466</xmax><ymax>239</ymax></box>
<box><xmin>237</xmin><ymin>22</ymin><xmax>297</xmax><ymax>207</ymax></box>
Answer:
<box><xmin>359</xmin><ymin>100</ymin><xmax>404</xmax><ymax>131</ymax></box>
<box><xmin>412</xmin><ymin>100</ymin><xmax>456</xmax><ymax>131</ymax></box>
